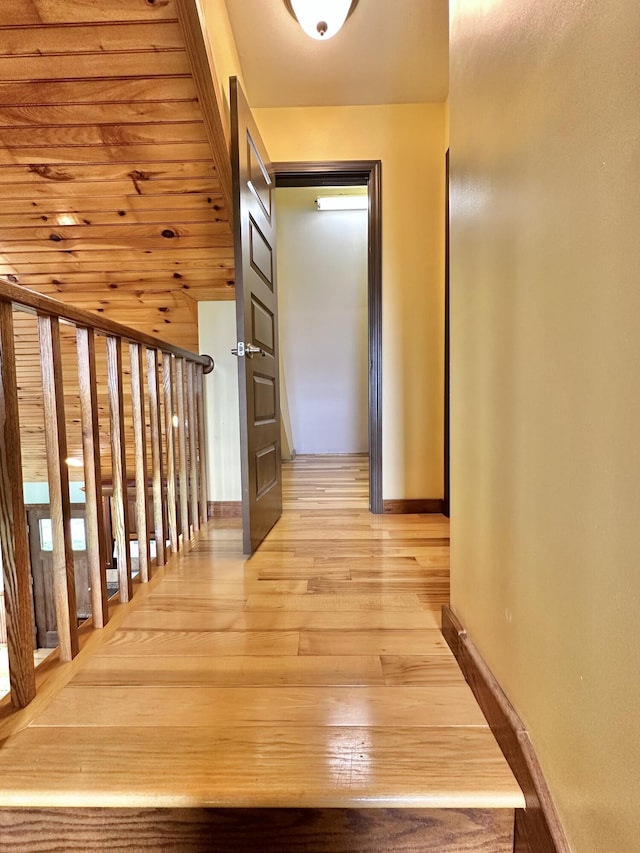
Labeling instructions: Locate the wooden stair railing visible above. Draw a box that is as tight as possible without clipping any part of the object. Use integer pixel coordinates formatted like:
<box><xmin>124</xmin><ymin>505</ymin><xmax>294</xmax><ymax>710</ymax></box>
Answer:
<box><xmin>0</xmin><ymin>277</ymin><xmax>213</xmax><ymax>710</ymax></box>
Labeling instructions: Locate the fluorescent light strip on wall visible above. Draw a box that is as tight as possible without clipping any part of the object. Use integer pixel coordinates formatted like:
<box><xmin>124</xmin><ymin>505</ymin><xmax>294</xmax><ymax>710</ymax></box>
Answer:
<box><xmin>315</xmin><ymin>195</ymin><xmax>368</xmax><ymax>211</ymax></box>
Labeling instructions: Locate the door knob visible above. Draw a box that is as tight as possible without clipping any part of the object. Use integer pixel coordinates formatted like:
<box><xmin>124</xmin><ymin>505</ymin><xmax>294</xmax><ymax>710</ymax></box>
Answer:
<box><xmin>231</xmin><ymin>342</ymin><xmax>267</xmax><ymax>358</ymax></box>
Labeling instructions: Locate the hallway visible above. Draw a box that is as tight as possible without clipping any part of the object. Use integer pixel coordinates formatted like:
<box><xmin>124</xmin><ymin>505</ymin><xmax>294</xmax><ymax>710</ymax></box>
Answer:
<box><xmin>0</xmin><ymin>457</ymin><xmax>522</xmax><ymax>847</ymax></box>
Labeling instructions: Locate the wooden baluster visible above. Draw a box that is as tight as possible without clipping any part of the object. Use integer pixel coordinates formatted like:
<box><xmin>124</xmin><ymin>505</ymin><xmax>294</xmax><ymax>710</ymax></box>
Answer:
<box><xmin>176</xmin><ymin>357</ymin><xmax>190</xmax><ymax>546</ymax></box>
<box><xmin>0</xmin><ymin>301</ymin><xmax>36</xmax><ymax>707</ymax></box>
<box><xmin>187</xmin><ymin>361</ymin><xmax>199</xmax><ymax>534</ymax></box>
<box><xmin>106</xmin><ymin>336</ymin><xmax>132</xmax><ymax>602</ymax></box>
<box><xmin>38</xmin><ymin>314</ymin><xmax>79</xmax><ymax>661</ymax></box>
<box><xmin>162</xmin><ymin>352</ymin><xmax>178</xmax><ymax>554</ymax></box>
<box><xmin>146</xmin><ymin>348</ymin><xmax>165</xmax><ymax>567</ymax></box>
<box><xmin>196</xmin><ymin>364</ymin><xmax>208</xmax><ymax>526</ymax></box>
<box><xmin>130</xmin><ymin>343</ymin><xmax>150</xmax><ymax>583</ymax></box>
<box><xmin>76</xmin><ymin>326</ymin><xmax>109</xmax><ymax>629</ymax></box>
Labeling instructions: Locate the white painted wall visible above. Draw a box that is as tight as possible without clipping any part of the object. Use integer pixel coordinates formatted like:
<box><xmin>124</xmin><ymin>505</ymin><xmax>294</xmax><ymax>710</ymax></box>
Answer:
<box><xmin>22</xmin><ymin>483</ymin><xmax>87</xmax><ymax>504</ymax></box>
<box><xmin>198</xmin><ymin>301</ymin><xmax>241</xmax><ymax>501</ymax></box>
<box><xmin>276</xmin><ymin>186</ymin><xmax>368</xmax><ymax>454</ymax></box>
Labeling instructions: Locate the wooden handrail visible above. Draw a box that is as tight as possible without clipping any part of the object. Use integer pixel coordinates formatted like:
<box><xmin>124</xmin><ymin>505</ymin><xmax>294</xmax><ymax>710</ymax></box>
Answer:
<box><xmin>0</xmin><ymin>276</ymin><xmax>212</xmax><ymax>709</ymax></box>
<box><xmin>0</xmin><ymin>277</ymin><xmax>214</xmax><ymax>370</ymax></box>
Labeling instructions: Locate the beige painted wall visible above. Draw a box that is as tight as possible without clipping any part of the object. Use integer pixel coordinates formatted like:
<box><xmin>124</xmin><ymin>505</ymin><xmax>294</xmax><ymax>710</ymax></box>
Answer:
<box><xmin>254</xmin><ymin>104</ymin><xmax>446</xmax><ymax>499</ymax></box>
<box><xmin>449</xmin><ymin>1</ymin><xmax>640</xmax><ymax>851</ymax></box>
<box><xmin>197</xmin><ymin>0</ymin><xmax>246</xmax><ymax>131</ymax></box>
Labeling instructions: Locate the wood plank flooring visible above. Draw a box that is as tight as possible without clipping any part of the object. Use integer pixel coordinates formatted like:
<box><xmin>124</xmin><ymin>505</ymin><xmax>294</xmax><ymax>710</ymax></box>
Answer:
<box><xmin>0</xmin><ymin>455</ymin><xmax>523</xmax><ymax>812</ymax></box>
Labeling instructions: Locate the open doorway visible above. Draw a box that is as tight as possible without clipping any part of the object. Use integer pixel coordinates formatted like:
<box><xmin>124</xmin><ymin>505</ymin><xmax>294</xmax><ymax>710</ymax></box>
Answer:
<box><xmin>274</xmin><ymin>161</ymin><xmax>382</xmax><ymax>513</ymax></box>
<box><xmin>198</xmin><ymin>160</ymin><xmax>382</xmax><ymax>539</ymax></box>
<box><xmin>276</xmin><ymin>184</ymin><xmax>369</xmax><ymax>493</ymax></box>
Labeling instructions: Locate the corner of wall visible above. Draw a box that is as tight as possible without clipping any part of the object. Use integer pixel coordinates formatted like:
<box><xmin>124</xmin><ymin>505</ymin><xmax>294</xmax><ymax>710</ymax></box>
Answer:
<box><xmin>197</xmin><ymin>0</ymin><xmax>248</xmax><ymax>126</ymax></box>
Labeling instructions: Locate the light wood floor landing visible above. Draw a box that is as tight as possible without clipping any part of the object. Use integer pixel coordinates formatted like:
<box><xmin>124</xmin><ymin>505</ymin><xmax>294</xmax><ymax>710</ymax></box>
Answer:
<box><xmin>0</xmin><ymin>456</ymin><xmax>523</xmax><ymax>812</ymax></box>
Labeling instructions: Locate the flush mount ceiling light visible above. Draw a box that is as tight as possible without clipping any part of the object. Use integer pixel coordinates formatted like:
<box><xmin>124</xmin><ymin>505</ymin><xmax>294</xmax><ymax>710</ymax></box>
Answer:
<box><xmin>284</xmin><ymin>0</ymin><xmax>359</xmax><ymax>40</ymax></box>
<box><xmin>65</xmin><ymin>457</ymin><xmax>84</xmax><ymax>468</ymax></box>
<box><xmin>316</xmin><ymin>195</ymin><xmax>368</xmax><ymax>211</ymax></box>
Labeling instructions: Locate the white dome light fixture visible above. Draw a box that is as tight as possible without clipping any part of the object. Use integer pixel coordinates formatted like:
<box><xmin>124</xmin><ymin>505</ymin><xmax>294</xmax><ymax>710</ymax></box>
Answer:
<box><xmin>284</xmin><ymin>0</ymin><xmax>359</xmax><ymax>41</ymax></box>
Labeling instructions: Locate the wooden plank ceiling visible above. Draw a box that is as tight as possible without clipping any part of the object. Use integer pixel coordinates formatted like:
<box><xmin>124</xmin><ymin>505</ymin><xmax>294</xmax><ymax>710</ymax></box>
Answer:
<box><xmin>0</xmin><ymin>0</ymin><xmax>236</xmax><ymax>355</ymax></box>
<box><xmin>0</xmin><ymin>0</ymin><xmax>236</xmax><ymax>484</ymax></box>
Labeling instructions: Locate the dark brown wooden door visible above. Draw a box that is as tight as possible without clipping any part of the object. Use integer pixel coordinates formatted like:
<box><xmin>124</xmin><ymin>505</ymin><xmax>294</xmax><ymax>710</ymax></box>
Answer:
<box><xmin>230</xmin><ymin>78</ymin><xmax>282</xmax><ymax>554</ymax></box>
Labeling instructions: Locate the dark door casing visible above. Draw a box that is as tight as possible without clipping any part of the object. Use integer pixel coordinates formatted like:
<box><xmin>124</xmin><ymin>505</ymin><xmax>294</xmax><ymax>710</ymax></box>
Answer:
<box><xmin>272</xmin><ymin>160</ymin><xmax>383</xmax><ymax>514</ymax></box>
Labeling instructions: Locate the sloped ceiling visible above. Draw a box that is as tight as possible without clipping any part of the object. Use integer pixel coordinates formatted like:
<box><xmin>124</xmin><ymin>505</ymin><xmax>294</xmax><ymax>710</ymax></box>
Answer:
<box><xmin>0</xmin><ymin>0</ymin><xmax>236</xmax><ymax>356</ymax></box>
<box><xmin>0</xmin><ymin>0</ymin><xmax>236</xmax><ymax>482</ymax></box>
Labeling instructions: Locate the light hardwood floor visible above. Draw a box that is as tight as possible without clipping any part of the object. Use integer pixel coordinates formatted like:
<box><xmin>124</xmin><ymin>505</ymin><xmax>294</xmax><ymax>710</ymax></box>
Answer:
<box><xmin>0</xmin><ymin>456</ymin><xmax>523</xmax><ymax>811</ymax></box>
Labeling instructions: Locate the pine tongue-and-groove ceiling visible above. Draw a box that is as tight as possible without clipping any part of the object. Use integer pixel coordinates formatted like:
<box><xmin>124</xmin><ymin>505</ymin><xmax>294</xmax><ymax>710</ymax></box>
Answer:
<box><xmin>0</xmin><ymin>0</ymin><xmax>235</xmax><ymax>482</ymax></box>
<box><xmin>0</xmin><ymin>0</ymin><xmax>236</xmax><ymax>355</ymax></box>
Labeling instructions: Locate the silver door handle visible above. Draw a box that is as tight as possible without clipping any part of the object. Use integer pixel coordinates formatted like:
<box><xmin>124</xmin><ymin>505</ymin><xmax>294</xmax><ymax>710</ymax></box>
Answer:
<box><xmin>231</xmin><ymin>342</ymin><xmax>267</xmax><ymax>358</ymax></box>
